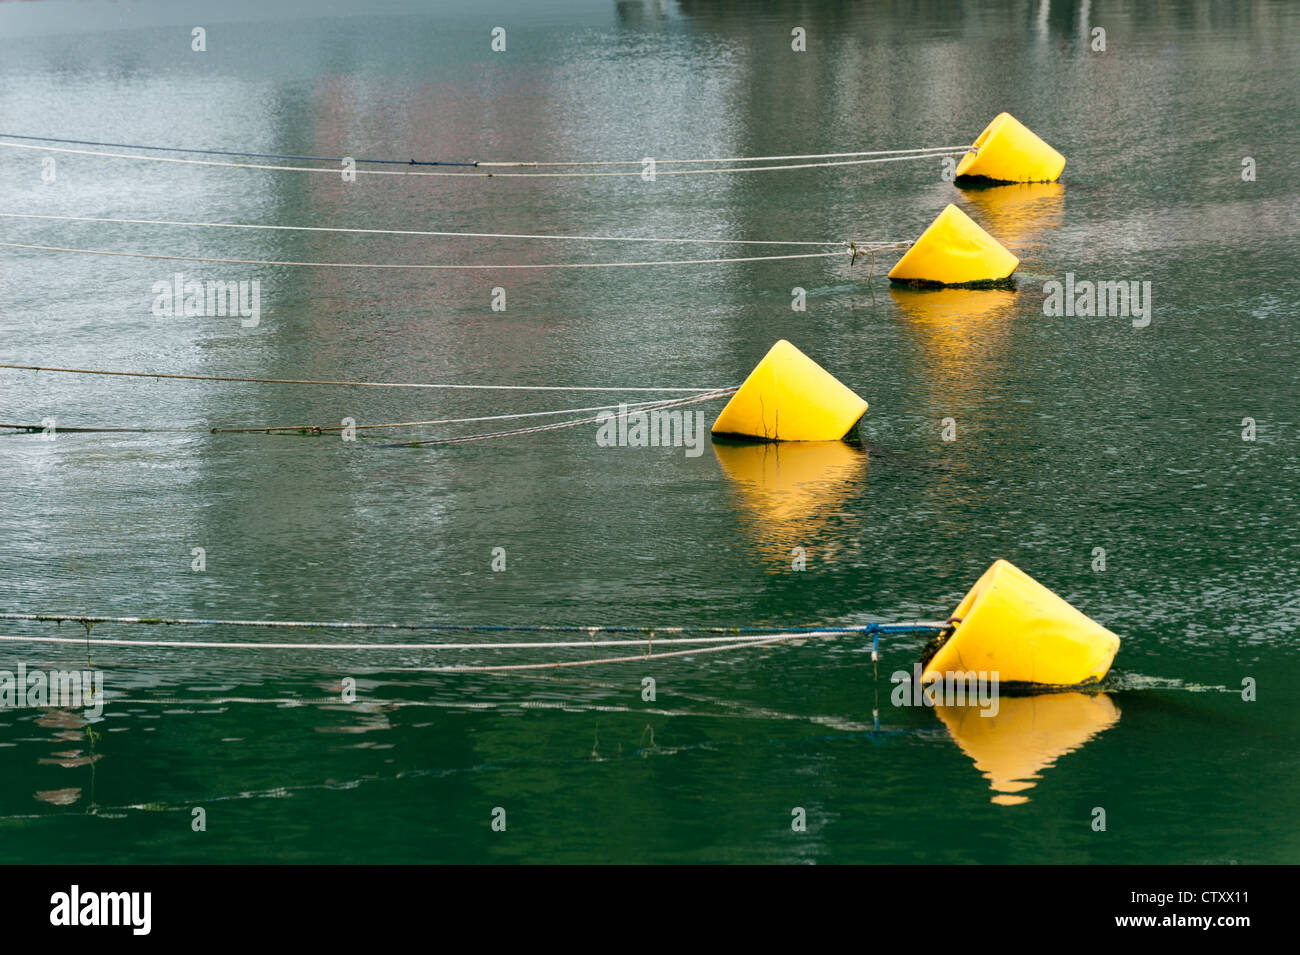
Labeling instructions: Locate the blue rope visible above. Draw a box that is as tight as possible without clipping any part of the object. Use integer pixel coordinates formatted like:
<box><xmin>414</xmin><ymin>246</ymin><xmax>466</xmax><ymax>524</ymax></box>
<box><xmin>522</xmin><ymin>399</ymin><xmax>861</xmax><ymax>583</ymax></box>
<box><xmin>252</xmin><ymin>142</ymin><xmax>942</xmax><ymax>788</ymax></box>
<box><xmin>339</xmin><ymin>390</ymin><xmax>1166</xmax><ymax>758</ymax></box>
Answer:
<box><xmin>0</xmin><ymin>132</ymin><xmax>478</xmax><ymax>167</ymax></box>
<box><xmin>0</xmin><ymin>611</ymin><xmax>947</xmax><ymax>637</ymax></box>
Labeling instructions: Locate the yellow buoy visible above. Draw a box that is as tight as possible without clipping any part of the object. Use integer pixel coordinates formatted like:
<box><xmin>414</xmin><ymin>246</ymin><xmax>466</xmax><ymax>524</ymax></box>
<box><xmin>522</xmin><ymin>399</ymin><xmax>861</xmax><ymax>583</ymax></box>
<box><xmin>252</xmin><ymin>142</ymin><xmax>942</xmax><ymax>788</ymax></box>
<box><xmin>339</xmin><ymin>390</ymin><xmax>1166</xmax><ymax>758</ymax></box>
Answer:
<box><xmin>954</xmin><ymin>112</ymin><xmax>1066</xmax><ymax>184</ymax></box>
<box><xmin>711</xmin><ymin>340</ymin><xmax>868</xmax><ymax>442</ymax></box>
<box><xmin>935</xmin><ymin>692</ymin><xmax>1120</xmax><ymax>805</ymax></box>
<box><xmin>921</xmin><ymin>559</ymin><xmax>1120</xmax><ymax>686</ymax></box>
<box><xmin>887</xmin><ymin>204</ymin><xmax>1019</xmax><ymax>287</ymax></box>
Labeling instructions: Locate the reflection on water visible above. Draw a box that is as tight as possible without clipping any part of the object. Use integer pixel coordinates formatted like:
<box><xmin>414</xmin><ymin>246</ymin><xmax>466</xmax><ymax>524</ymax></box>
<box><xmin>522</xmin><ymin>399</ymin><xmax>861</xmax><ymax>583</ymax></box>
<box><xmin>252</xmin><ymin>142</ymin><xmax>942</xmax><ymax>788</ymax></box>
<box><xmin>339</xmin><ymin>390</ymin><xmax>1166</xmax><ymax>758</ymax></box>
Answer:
<box><xmin>934</xmin><ymin>692</ymin><xmax>1120</xmax><ymax>806</ymax></box>
<box><xmin>958</xmin><ymin>182</ymin><xmax>1066</xmax><ymax>256</ymax></box>
<box><xmin>31</xmin><ymin>707</ymin><xmax>100</xmax><ymax>804</ymax></box>
<box><xmin>889</xmin><ymin>285</ymin><xmax>1019</xmax><ymax>414</ymax></box>
<box><xmin>34</xmin><ymin>787</ymin><xmax>83</xmax><ymax>807</ymax></box>
<box><xmin>890</xmin><ymin>285</ymin><xmax>1019</xmax><ymax>351</ymax></box>
<box><xmin>713</xmin><ymin>440</ymin><xmax>867</xmax><ymax>563</ymax></box>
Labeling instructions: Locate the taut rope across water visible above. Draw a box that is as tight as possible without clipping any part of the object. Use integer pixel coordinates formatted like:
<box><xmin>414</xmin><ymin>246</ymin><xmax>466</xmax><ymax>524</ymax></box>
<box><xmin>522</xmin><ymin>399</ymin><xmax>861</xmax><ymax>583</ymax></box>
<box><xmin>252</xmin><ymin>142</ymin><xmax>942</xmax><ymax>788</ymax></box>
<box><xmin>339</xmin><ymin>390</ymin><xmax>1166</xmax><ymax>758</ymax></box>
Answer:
<box><xmin>0</xmin><ymin>136</ymin><xmax>970</xmax><ymax>177</ymax></box>
<box><xmin>0</xmin><ymin>613</ymin><xmax>950</xmax><ymax>672</ymax></box>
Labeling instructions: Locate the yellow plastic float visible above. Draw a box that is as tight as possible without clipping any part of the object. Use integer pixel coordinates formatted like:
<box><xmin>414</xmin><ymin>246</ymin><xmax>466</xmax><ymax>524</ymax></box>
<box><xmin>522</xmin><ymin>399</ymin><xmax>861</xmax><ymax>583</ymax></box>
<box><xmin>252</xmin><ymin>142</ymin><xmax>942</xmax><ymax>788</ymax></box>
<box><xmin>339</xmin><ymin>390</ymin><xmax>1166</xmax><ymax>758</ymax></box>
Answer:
<box><xmin>921</xmin><ymin>559</ymin><xmax>1120</xmax><ymax>686</ymax></box>
<box><xmin>954</xmin><ymin>112</ymin><xmax>1066</xmax><ymax>184</ymax></box>
<box><xmin>887</xmin><ymin>204</ymin><xmax>1019</xmax><ymax>287</ymax></box>
<box><xmin>711</xmin><ymin>340</ymin><xmax>868</xmax><ymax>442</ymax></box>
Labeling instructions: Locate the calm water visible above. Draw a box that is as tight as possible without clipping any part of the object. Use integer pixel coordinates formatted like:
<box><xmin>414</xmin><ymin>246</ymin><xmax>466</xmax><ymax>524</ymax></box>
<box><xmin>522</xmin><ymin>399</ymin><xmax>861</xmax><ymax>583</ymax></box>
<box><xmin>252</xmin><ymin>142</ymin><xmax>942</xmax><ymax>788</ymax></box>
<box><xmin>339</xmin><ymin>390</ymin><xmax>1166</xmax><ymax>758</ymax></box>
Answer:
<box><xmin>0</xmin><ymin>0</ymin><xmax>1297</xmax><ymax>863</ymax></box>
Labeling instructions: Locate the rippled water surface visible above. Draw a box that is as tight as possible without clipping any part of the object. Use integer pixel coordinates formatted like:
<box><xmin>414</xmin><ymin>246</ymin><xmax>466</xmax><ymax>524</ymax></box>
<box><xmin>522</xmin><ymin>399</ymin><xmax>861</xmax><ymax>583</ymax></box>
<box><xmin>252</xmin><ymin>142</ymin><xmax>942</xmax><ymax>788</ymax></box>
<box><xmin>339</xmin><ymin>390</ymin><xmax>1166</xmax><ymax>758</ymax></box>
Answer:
<box><xmin>0</xmin><ymin>0</ymin><xmax>1297</xmax><ymax>863</ymax></box>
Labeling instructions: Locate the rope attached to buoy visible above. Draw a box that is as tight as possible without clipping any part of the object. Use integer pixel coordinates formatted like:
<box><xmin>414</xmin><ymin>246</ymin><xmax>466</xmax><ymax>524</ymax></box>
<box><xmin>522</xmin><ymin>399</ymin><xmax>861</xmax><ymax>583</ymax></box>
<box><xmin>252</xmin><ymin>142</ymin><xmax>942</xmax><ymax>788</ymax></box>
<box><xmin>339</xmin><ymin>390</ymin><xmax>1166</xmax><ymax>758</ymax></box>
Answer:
<box><xmin>0</xmin><ymin>612</ymin><xmax>950</xmax><ymax>672</ymax></box>
<box><xmin>0</xmin><ymin>136</ymin><xmax>970</xmax><ymax>177</ymax></box>
<box><xmin>0</xmin><ymin>212</ymin><xmax>886</xmax><ymax>249</ymax></box>
<box><xmin>0</xmin><ymin>621</ymin><xmax>951</xmax><ymax>670</ymax></box>
<box><xmin>369</xmin><ymin>389</ymin><xmax>736</xmax><ymax>447</ymax></box>
<box><xmin>0</xmin><ymin>132</ymin><xmax>972</xmax><ymax>167</ymax></box>
<box><xmin>0</xmin><ymin>389</ymin><xmax>736</xmax><ymax>440</ymax></box>
<box><xmin>0</xmin><ymin>630</ymin><xmax>820</xmax><ymax>652</ymax></box>
<box><xmin>0</xmin><ymin>240</ymin><xmax>875</xmax><ymax>270</ymax></box>
<box><xmin>0</xmin><ymin>611</ymin><xmax>951</xmax><ymax>636</ymax></box>
<box><xmin>0</xmin><ymin>363</ymin><xmax>726</xmax><ymax>393</ymax></box>
<box><xmin>211</xmin><ymin>389</ymin><xmax>736</xmax><ymax>436</ymax></box>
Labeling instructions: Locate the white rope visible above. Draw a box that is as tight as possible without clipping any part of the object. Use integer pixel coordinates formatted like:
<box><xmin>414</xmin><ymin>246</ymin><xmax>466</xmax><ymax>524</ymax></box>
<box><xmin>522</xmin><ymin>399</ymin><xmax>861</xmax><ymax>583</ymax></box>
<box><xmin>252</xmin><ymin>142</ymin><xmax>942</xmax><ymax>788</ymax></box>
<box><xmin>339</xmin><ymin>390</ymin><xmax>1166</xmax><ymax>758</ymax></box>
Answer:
<box><xmin>0</xmin><ymin>240</ymin><xmax>860</xmax><ymax>269</ymax></box>
<box><xmin>408</xmin><ymin>635</ymin><xmax>805</xmax><ymax>672</ymax></box>
<box><xmin>0</xmin><ymin>611</ymin><xmax>846</xmax><ymax>634</ymax></box>
<box><xmin>479</xmin><ymin>145</ymin><xmax>973</xmax><ymax>167</ymax></box>
<box><xmin>216</xmin><ymin>389</ymin><xmax>735</xmax><ymax>434</ymax></box>
<box><xmin>0</xmin><ymin>212</ymin><xmax>883</xmax><ymax>249</ymax></box>
<box><xmin>361</xmin><ymin>389</ymin><xmax>733</xmax><ymax>444</ymax></box>
<box><xmin>0</xmin><ymin>389</ymin><xmax>733</xmax><ymax>437</ymax></box>
<box><xmin>0</xmin><ymin>363</ymin><xmax>725</xmax><ymax>393</ymax></box>
<box><xmin>386</xmin><ymin>393</ymin><xmax>725</xmax><ymax>428</ymax></box>
<box><xmin>68</xmin><ymin>697</ymin><xmax>821</xmax><ymax>725</ymax></box>
<box><xmin>0</xmin><ymin>140</ymin><xmax>965</xmax><ymax>177</ymax></box>
<box><xmin>0</xmin><ymin>630</ymin><xmax>818</xmax><ymax>651</ymax></box>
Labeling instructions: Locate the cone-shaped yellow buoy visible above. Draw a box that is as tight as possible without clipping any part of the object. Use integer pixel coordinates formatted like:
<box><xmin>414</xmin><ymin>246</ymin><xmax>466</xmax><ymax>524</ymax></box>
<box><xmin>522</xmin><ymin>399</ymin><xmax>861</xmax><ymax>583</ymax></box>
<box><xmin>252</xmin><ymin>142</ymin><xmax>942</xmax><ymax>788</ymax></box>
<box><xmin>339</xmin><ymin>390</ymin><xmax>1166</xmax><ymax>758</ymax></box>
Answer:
<box><xmin>921</xmin><ymin>559</ymin><xmax>1120</xmax><ymax>686</ymax></box>
<box><xmin>954</xmin><ymin>112</ymin><xmax>1065</xmax><ymax>184</ymax></box>
<box><xmin>711</xmin><ymin>340</ymin><xmax>868</xmax><ymax>442</ymax></box>
<box><xmin>887</xmin><ymin>204</ymin><xmax>1019</xmax><ymax>287</ymax></box>
<box><xmin>935</xmin><ymin>692</ymin><xmax>1120</xmax><ymax>805</ymax></box>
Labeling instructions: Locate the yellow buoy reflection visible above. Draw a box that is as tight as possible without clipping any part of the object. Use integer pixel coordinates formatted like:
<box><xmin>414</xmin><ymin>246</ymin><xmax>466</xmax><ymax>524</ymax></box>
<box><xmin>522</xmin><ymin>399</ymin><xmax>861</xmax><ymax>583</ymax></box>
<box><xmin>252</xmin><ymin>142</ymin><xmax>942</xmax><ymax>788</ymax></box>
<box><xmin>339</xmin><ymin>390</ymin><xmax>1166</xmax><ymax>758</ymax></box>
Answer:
<box><xmin>934</xmin><ymin>691</ymin><xmax>1120</xmax><ymax>806</ymax></box>
<box><xmin>889</xmin><ymin>285</ymin><xmax>1018</xmax><ymax>404</ymax></box>
<box><xmin>713</xmin><ymin>440</ymin><xmax>867</xmax><ymax>560</ymax></box>
<box><xmin>959</xmin><ymin>182</ymin><xmax>1064</xmax><ymax>254</ymax></box>
<box><xmin>889</xmin><ymin>284</ymin><xmax>1019</xmax><ymax>329</ymax></box>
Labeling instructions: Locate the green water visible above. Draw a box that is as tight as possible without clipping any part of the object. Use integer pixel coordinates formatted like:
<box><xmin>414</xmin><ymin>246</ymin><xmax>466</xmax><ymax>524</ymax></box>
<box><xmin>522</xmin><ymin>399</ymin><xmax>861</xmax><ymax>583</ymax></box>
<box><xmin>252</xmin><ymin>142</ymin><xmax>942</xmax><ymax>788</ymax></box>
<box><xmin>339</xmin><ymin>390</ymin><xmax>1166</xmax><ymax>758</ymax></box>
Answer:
<box><xmin>0</xmin><ymin>0</ymin><xmax>1296</xmax><ymax>863</ymax></box>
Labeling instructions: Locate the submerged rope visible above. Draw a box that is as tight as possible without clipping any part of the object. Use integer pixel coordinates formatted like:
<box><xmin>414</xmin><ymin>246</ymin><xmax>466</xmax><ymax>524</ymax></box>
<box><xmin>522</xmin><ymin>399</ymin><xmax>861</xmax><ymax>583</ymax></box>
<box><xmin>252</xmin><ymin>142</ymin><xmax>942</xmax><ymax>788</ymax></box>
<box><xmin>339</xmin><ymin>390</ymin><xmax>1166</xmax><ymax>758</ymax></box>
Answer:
<box><xmin>0</xmin><ymin>240</ymin><xmax>870</xmax><ymax>269</ymax></box>
<box><xmin>0</xmin><ymin>138</ymin><xmax>969</xmax><ymax>177</ymax></box>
